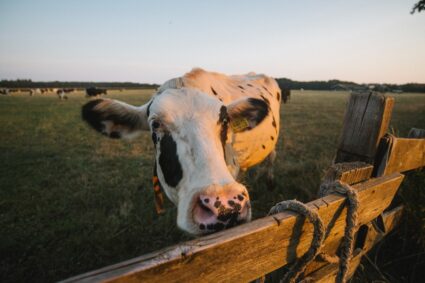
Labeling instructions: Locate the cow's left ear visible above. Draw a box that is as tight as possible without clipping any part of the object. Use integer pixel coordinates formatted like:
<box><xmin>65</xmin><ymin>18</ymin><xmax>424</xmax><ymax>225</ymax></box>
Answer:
<box><xmin>82</xmin><ymin>98</ymin><xmax>150</xmax><ymax>139</ymax></box>
<box><xmin>226</xmin><ymin>98</ymin><xmax>269</xmax><ymax>132</ymax></box>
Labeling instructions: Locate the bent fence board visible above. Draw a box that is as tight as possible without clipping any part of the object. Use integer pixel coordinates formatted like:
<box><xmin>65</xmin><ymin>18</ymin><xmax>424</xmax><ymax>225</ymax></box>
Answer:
<box><xmin>63</xmin><ymin>173</ymin><xmax>404</xmax><ymax>283</ymax></box>
<box><xmin>380</xmin><ymin>136</ymin><xmax>425</xmax><ymax>176</ymax></box>
<box><xmin>306</xmin><ymin>205</ymin><xmax>404</xmax><ymax>283</ymax></box>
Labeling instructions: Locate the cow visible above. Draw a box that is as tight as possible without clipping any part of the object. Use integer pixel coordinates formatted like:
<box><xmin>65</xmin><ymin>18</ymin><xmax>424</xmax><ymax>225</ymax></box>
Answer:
<box><xmin>86</xmin><ymin>87</ymin><xmax>107</xmax><ymax>97</ymax></box>
<box><xmin>82</xmin><ymin>68</ymin><xmax>281</xmax><ymax>235</ymax></box>
<box><xmin>63</xmin><ymin>88</ymin><xmax>75</xmax><ymax>93</ymax></box>
<box><xmin>281</xmin><ymin>88</ymin><xmax>291</xmax><ymax>104</ymax></box>
<box><xmin>56</xmin><ymin>89</ymin><xmax>68</xmax><ymax>100</ymax></box>
<box><xmin>0</xmin><ymin>88</ymin><xmax>10</xmax><ymax>95</ymax></box>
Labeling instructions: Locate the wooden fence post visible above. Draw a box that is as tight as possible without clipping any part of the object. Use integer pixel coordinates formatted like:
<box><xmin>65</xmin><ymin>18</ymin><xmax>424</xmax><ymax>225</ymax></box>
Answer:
<box><xmin>335</xmin><ymin>92</ymin><xmax>394</xmax><ymax>164</ymax></box>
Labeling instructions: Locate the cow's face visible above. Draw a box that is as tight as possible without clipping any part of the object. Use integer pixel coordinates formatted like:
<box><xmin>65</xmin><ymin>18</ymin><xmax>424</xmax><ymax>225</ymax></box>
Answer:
<box><xmin>82</xmin><ymin>88</ymin><xmax>266</xmax><ymax>235</ymax></box>
<box><xmin>147</xmin><ymin>89</ymin><xmax>251</xmax><ymax>234</ymax></box>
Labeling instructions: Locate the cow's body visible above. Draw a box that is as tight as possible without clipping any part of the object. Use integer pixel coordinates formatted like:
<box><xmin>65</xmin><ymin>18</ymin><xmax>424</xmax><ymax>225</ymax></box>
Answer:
<box><xmin>82</xmin><ymin>68</ymin><xmax>281</xmax><ymax>235</ymax></box>
<box><xmin>86</xmin><ymin>87</ymin><xmax>107</xmax><ymax>97</ymax></box>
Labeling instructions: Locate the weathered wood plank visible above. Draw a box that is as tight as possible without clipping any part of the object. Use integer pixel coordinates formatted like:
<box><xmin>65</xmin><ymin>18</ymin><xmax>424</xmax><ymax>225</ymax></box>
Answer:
<box><xmin>374</xmin><ymin>134</ymin><xmax>425</xmax><ymax>177</ymax></box>
<box><xmin>62</xmin><ymin>174</ymin><xmax>404</xmax><ymax>283</ymax></box>
<box><xmin>305</xmin><ymin>206</ymin><xmax>404</xmax><ymax>283</ymax></box>
<box><xmin>321</xmin><ymin>162</ymin><xmax>373</xmax><ymax>186</ymax></box>
<box><xmin>335</xmin><ymin>92</ymin><xmax>394</xmax><ymax>164</ymax></box>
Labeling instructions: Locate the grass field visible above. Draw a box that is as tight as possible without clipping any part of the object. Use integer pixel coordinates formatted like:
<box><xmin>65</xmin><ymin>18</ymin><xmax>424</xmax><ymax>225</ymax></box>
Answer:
<box><xmin>1</xmin><ymin>90</ymin><xmax>424</xmax><ymax>282</ymax></box>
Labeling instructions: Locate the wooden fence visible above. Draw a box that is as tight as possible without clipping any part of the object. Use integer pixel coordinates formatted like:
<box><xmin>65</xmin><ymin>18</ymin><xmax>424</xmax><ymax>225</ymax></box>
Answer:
<box><xmin>62</xmin><ymin>92</ymin><xmax>425</xmax><ymax>283</ymax></box>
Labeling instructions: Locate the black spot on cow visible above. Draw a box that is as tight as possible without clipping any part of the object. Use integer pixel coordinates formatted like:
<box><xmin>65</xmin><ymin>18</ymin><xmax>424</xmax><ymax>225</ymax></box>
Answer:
<box><xmin>262</xmin><ymin>144</ymin><xmax>266</xmax><ymax>149</ymax></box>
<box><xmin>218</xmin><ymin>106</ymin><xmax>229</xmax><ymax>153</ymax></box>
<box><xmin>276</xmin><ymin>92</ymin><xmax>280</xmax><ymax>101</ymax></box>
<box><xmin>262</xmin><ymin>86</ymin><xmax>273</xmax><ymax>96</ymax></box>
<box><xmin>159</xmin><ymin>133</ymin><xmax>183</xmax><ymax>187</ymax></box>
<box><xmin>219</xmin><ymin>98</ymin><xmax>223</xmax><ymax>102</ymax></box>
<box><xmin>272</xmin><ymin>116</ymin><xmax>277</xmax><ymax>133</ymax></box>
<box><xmin>211</xmin><ymin>86</ymin><xmax>218</xmax><ymax>95</ymax></box>
<box><xmin>238</xmin><ymin>85</ymin><xmax>245</xmax><ymax>90</ymax></box>
<box><xmin>271</xmin><ymin>136</ymin><xmax>275</xmax><ymax>141</ymax></box>
<box><xmin>151</xmin><ymin>132</ymin><xmax>158</xmax><ymax>145</ymax></box>
<box><xmin>247</xmin><ymin>83</ymin><xmax>253</xmax><ymax>87</ymax></box>
<box><xmin>146</xmin><ymin>100</ymin><xmax>153</xmax><ymax>117</ymax></box>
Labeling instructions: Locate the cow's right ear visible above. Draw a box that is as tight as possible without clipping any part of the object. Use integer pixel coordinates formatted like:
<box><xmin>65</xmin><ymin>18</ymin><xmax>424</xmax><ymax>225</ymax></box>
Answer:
<box><xmin>82</xmin><ymin>98</ymin><xmax>150</xmax><ymax>139</ymax></box>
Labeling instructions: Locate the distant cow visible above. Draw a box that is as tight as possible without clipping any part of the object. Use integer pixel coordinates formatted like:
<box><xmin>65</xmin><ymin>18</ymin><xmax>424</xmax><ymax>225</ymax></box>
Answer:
<box><xmin>82</xmin><ymin>68</ymin><xmax>282</xmax><ymax>235</ymax></box>
<box><xmin>63</xmin><ymin>88</ymin><xmax>75</xmax><ymax>93</ymax></box>
<box><xmin>56</xmin><ymin>89</ymin><xmax>68</xmax><ymax>100</ymax></box>
<box><xmin>85</xmin><ymin>87</ymin><xmax>107</xmax><ymax>97</ymax></box>
<box><xmin>281</xmin><ymin>89</ymin><xmax>291</xmax><ymax>104</ymax></box>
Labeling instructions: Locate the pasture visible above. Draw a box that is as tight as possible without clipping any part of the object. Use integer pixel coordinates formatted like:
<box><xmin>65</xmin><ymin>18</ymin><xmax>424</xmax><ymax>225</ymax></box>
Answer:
<box><xmin>1</xmin><ymin>90</ymin><xmax>424</xmax><ymax>282</ymax></box>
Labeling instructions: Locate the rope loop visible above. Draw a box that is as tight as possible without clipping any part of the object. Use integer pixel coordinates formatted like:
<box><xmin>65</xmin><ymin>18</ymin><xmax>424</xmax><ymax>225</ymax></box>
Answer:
<box><xmin>270</xmin><ymin>180</ymin><xmax>359</xmax><ymax>283</ymax></box>
<box><xmin>268</xmin><ymin>200</ymin><xmax>325</xmax><ymax>283</ymax></box>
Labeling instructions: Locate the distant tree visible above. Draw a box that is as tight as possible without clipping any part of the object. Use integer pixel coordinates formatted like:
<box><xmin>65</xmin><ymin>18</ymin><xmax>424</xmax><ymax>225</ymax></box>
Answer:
<box><xmin>411</xmin><ymin>0</ymin><xmax>425</xmax><ymax>14</ymax></box>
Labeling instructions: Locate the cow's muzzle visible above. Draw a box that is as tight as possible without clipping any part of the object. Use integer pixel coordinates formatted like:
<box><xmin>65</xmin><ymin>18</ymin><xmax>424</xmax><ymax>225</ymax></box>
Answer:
<box><xmin>192</xmin><ymin>183</ymin><xmax>251</xmax><ymax>233</ymax></box>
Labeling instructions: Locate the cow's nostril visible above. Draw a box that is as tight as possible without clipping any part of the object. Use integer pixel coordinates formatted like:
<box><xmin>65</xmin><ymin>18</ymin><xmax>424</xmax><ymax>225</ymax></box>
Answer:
<box><xmin>198</xmin><ymin>198</ymin><xmax>213</xmax><ymax>215</ymax></box>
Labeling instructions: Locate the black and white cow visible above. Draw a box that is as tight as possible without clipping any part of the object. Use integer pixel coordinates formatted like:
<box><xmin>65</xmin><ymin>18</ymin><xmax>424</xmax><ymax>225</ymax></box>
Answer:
<box><xmin>0</xmin><ymin>88</ymin><xmax>10</xmax><ymax>95</ymax></box>
<box><xmin>56</xmin><ymin>89</ymin><xmax>68</xmax><ymax>100</ymax></box>
<box><xmin>82</xmin><ymin>68</ymin><xmax>281</xmax><ymax>235</ymax></box>
<box><xmin>86</xmin><ymin>87</ymin><xmax>107</xmax><ymax>97</ymax></box>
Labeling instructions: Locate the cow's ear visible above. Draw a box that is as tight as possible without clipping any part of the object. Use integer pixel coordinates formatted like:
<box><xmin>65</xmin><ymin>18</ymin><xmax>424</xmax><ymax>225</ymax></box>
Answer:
<box><xmin>226</xmin><ymin>98</ymin><xmax>269</xmax><ymax>132</ymax></box>
<box><xmin>82</xmin><ymin>98</ymin><xmax>150</xmax><ymax>139</ymax></box>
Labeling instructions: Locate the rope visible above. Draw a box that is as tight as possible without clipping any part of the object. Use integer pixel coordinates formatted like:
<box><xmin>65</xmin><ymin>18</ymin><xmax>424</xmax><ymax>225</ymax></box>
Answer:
<box><xmin>318</xmin><ymin>181</ymin><xmax>359</xmax><ymax>283</ymax></box>
<box><xmin>269</xmin><ymin>181</ymin><xmax>359</xmax><ymax>283</ymax></box>
<box><xmin>268</xmin><ymin>200</ymin><xmax>325</xmax><ymax>283</ymax></box>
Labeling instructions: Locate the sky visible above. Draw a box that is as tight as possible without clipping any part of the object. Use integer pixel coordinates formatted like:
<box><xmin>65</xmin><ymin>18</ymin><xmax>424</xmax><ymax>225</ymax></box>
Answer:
<box><xmin>0</xmin><ymin>0</ymin><xmax>424</xmax><ymax>84</ymax></box>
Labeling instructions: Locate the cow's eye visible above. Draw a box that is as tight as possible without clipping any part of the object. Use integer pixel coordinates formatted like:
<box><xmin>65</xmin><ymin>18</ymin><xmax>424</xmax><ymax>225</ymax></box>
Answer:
<box><xmin>151</xmin><ymin>120</ymin><xmax>161</xmax><ymax>129</ymax></box>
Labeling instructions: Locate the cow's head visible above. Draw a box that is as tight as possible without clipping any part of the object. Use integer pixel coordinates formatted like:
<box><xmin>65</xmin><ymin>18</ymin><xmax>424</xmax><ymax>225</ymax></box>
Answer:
<box><xmin>82</xmin><ymin>88</ymin><xmax>268</xmax><ymax>235</ymax></box>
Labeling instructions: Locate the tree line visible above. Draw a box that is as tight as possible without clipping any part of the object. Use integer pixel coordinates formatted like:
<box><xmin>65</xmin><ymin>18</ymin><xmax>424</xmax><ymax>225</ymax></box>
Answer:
<box><xmin>1</xmin><ymin>78</ymin><xmax>424</xmax><ymax>93</ymax></box>
<box><xmin>0</xmin><ymin>79</ymin><xmax>159</xmax><ymax>89</ymax></box>
<box><xmin>276</xmin><ymin>78</ymin><xmax>425</xmax><ymax>93</ymax></box>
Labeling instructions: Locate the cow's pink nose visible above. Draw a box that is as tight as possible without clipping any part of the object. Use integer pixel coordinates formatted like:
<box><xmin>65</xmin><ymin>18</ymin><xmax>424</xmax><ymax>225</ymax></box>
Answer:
<box><xmin>193</xmin><ymin>184</ymin><xmax>251</xmax><ymax>233</ymax></box>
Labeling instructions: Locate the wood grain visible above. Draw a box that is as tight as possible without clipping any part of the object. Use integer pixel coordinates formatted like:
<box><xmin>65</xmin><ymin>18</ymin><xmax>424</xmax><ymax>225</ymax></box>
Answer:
<box><xmin>335</xmin><ymin>92</ymin><xmax>394</xmax><ymax>164</ymax></box>
<box><xmin>62</xmin><ymin>174</ymin><xmax>404</xmax><ymax>283</ymax></box>
<box><xmin>374</xmin><ymin>134</ymin><xmax>425</xmax><ymax>177</ymax></box>
<box><xmin>322</xmin><ymin>162</ymin><xmax>373</xmax><ymax>186</ymax></box>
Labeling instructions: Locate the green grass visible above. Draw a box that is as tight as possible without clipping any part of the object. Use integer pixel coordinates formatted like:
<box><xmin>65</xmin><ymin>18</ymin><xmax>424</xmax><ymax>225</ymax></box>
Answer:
<box><xmin>1</xmin><ymin>90</ymin><xmax>424</xmax><ymax>282</ymax></box>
